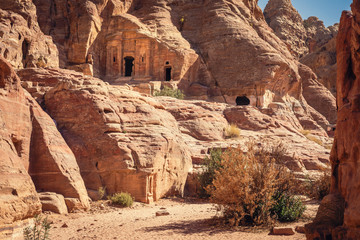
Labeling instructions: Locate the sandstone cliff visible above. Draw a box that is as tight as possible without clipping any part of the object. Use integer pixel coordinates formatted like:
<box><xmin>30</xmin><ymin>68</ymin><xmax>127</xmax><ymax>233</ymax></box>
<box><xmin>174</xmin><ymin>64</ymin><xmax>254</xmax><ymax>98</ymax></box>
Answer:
<box><xmin>305</xmin><ymin>3</ymin><xmax>360</xmax><ymax>239</ymax></box>
<box><xmin>0</xmin><ymin>0</ymin><xmax>340</xmax><ymax>234</ymax></box>
<box><xmin>264</xmin><ymin>0</ymin><xmax>338</xmax><ymax>95</ymax></box>
<box><xmin>264</xmin><ymin>0</ymin><xmax>308</xmax><ymax>58</ymax></box>
<box><xmin>0</xmin><ymin>0</ymin><xmax>59</xmax><ymax>69</ymax></box>
<box><xmin>0</xmin><ymin>57</ymin><xmax>89</xmax><ymax>237</ymax></box>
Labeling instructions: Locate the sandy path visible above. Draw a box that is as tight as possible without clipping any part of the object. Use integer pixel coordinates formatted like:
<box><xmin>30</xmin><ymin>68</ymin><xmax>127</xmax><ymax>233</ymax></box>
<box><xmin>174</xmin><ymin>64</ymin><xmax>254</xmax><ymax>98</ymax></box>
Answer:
<box><xmin>48</xmin><ymin>198</ymin><xmax>318</xmax><ymax>240</ymax></box>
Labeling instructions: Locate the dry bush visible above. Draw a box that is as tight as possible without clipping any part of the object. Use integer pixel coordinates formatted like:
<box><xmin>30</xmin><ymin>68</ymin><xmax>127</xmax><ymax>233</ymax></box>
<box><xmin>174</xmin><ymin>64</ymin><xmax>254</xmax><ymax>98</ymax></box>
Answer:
<box><xmin>207</xmin><ymin>143</ymin><xmax>300</xmax><ymax>226</ymax></box>
<box><xmin>306</xmin><ymin>135</ymin><xmax>323</xmax><ymax>146</ymax></box>
<box><xmin>300</xmin><ymin>129</ymin><xmax>323</xmax><ymax>146</ymax></box>
<box><xmin>224</xmin><ymin>124</ymin><xmax>241</xmax><ymax>139</ymax></box>
<box><xmin>302</xmin><ymin>172</ymin><xmax>331</xmax><ymax>200</ymax></box>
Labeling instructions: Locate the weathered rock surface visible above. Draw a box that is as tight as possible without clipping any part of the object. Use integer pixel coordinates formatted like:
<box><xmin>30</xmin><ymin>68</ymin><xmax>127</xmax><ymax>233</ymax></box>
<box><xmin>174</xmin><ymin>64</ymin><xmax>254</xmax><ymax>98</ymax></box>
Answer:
<box><xmin>24</xmin><ymin>0</ymin><xmax>336</xmax><ymax>128</ymax></box>
<box><xmin>18</xmin><ymin>68</ymin><xmax>193</xmax><ymax>203</ymax></box>
<box><xmin>264</xmin><ymin>0</ymin><xmax>338</xmax><ymax>95</ymax></box>
<box><xmin>20</xmin><ymin>68</ymin><xmax>333</xmax><ymax>199</ymax></box>
<box><xmin>300</xmin><ymin>37</ymin><xmax>337</xmax><ymax>95</ymax></box>
<box><xmin>0</xmin><ymin>57</ymin><xmax>41</xmax><ymax>225</ymax></box>
<box><xmin>38</xmin><ymin>192</ymin><xmax>68</xmax><ymax>214</ymax></box>
<box><xmin>264</xmin><ymin>0</ymin><xmax>308</xmax><ymax>58</ymax></box>
<box><xmin>304</xmin><ymin>17</ymin><xmax>338</xmax><ymax>53</ymax></box>
<box><xmin>306</xmin><ymin>5</ymin><xmax>360</xmax><ymax>239</ymax></box>
<box><xmin>0</xmin><ymin>56</ymin><xmax>89</xmax><ymax>228</ymax></box>
<box><xmin>0</xmin><ymin>0</ymin><xmax>59</xmax><ymax>69</ymax></box>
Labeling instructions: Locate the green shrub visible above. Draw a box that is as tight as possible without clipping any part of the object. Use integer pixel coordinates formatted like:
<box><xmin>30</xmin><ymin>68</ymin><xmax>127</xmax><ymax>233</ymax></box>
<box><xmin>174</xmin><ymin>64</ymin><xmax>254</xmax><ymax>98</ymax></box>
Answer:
<box><xmin>98</xmin><ymin>186</ymin><xmax>106</xmax><ymax>200</ymax></box>
<box><xmin>108</xmin><ymin>192</ymin><xmax>134</xmax><ymax>207</ymax></box>
<box><xmin>271</xmin><ymin>193</ymin><xmax>306</xmax><ymax>222</ymax></box>
<box><xmin>198</xmin><ymin>148</ymin><xmax>222</xmax><ymax>198</ymax></box>
<box><xmin>224</xmin><ymin>124</ymin><xmax>241</xmax><ymax>139</ymax></box>
<box><xmin>153</xmin><ymin>86</ymin><xmax>185</xmax><ymax>99</ymax></box>
<box><xmin>23</xmin><ymin>215</ymin><xmax>51</xmax><ymax>240</ymax></box>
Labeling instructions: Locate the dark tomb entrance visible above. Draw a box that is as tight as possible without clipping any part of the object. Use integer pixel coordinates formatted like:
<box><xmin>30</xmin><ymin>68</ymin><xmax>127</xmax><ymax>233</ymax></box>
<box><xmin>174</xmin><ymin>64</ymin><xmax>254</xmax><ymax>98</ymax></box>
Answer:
<box><xmin>236</xmin><ymin>96</ymin><xmax>250</xmax><ymax>106</ymax></box>
<box><xmin>165</xmin><ymin>67</ymin><xmax>172</xmax><ymax>81</ymax></box>
<box><xmin>124</xmin><ymin>56</ymin><xmax>134</xmax><ymax>76</ymax></box>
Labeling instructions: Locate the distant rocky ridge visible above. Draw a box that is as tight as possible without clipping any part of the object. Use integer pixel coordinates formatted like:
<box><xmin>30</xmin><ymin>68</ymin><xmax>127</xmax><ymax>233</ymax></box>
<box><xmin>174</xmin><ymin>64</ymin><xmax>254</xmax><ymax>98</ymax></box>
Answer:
<box><xmin>264</xmin><ymin>0</ymin><xmax>338</xmax><ymax>95</ymax></box>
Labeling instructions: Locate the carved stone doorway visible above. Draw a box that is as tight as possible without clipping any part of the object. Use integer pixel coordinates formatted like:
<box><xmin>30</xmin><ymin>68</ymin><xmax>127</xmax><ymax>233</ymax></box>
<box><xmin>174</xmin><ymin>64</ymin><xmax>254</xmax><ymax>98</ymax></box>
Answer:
<box><xmin>124</xmin><ymin>56</ymin><xmax>134</xmax><ymax>77</ymax></box>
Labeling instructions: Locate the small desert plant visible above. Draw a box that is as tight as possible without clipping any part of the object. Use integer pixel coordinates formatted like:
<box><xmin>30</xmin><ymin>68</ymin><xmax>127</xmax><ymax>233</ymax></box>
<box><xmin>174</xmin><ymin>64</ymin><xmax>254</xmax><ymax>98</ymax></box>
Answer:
<box><xmin>271</xmin><ymin>193</ymin><xmax>306</xmax><ymax>222</ymax></box>
<box><xmin>207</xmin><ymin>143</ymin><xmax>302</xmax><ymax>226</ymax></box>
<box><xmin>301</xmin><ymin>129</ymin><xmax>323</xmax><ymax>146</ymax></box>
<box><xmin>153</xmin><ymin>86</ymin><xmax>185</xmax><ymax>99</ymax></box>
<box><xmin>198</xmin><ymin>148</ymin><xmax>223</xmax><ymax>198</ymax></box>
<box><xmin>108</xmin><ymin>192</ymin><xmax>134</xmax><ymax>207</ymax></box>
<box><xmin>303</xmin><ymin>172</ymin><xmax>331</xmax><ymax>200</ymax></box>
<box><xmin>306</xmin><ymin>135</ymin><xmax>323</xmax><ymax>146</ymax></box>
<box><xmin>98</xmin><ymin>186</ymin><xmax>106</xmax><ymax>200</ymax></box>
<box><xmin>224</xmin><ymin>124</ymin><xmax>241</xmax><ymax>139</ymax></box>
<box><xmin>23</xmin><ymin>215</ymin><xmax>51</xmax><ymax>240</ymax></box>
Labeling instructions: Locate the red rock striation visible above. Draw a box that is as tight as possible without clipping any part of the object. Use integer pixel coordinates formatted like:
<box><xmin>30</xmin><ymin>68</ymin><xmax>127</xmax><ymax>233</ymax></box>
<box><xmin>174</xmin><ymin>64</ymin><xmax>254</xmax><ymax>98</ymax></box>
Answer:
<box><xmin>0</xmin><ymin>0</ymin><xmax>59</xmax><ymax>69</ymax></box>
<box><xmin>0</xmin><ymin>56</ymin><xmax>89</xmax><ymax>234</ymax></box>
<box><xmin>306</xmin><ymin>3</ymin><xmax>360</xmax><ymax>239</ymax></box>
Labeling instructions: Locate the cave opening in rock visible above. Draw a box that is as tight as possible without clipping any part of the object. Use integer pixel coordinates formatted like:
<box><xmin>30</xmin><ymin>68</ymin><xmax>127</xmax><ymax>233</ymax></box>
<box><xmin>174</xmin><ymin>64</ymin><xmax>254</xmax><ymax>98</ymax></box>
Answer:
<box><xmin>165</xmin><ymin>67</ymin><xmax>172</xmax><ymax>81</ymax></box>
<box><xmin>22</xmin><ymin>39</ymin><xmax>30</xmax><ymax>67</ymax></box>
<box><xmin>236</xmin><ymin>96</ymin><xmax>250</xmax><ymax>106</ymax></box>
<box><xmin>124</xmin><ymin>56</ymin><xmax>134</xmax><ymax>77</ymax></box>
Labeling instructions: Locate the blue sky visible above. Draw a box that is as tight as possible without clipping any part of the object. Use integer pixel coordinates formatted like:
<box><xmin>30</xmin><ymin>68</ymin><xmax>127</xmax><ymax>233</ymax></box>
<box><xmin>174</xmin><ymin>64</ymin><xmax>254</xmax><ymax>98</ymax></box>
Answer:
<box><xmin>258</xmin><ymin>0</ymin><xmax>352</xmax><ymax>27</ymax></box>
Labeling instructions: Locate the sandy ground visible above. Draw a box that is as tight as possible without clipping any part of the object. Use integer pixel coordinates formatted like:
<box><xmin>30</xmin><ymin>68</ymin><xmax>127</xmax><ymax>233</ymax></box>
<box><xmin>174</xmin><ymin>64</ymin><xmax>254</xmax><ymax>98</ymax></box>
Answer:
<box><xmin>48</xmin><ymin>198</ymin><xmax>318</xmax><ymax>240</ymax></box>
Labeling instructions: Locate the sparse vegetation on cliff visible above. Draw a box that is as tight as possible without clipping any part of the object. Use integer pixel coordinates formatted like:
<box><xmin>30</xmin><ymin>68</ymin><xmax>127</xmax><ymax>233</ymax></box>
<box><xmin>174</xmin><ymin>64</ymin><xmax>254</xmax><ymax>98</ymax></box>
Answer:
<box><xmin>153</xmin><ymin>86</ymin><xmax>185</xmax><ymax>99</ymax></box>
<box><xmin>224</xmin><ymin>124</ymin><xmax>241</xmax><ymax>138</ymax></box>
<box><xmin>300</xmin><ymin>130</ymin><xmax>324</xmax><ymax>146</ymax></box>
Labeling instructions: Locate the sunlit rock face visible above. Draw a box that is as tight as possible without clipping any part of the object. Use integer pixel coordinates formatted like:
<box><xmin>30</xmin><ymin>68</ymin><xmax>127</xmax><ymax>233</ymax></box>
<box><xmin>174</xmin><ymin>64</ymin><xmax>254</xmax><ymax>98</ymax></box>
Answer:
<box><xmin>306</xmin><ymin>3</ymin><xmax>360</xmax><ymax>239</ymax></box>
<box><xmin>0</xmin><ymin>56</ymin><xmax>89</xmax><ymax>233</ymax></box>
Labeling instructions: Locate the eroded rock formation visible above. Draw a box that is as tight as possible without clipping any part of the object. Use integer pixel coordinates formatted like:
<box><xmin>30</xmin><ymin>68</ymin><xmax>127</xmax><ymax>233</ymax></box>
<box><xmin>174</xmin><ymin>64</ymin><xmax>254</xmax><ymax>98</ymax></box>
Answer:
<box><xmin>0</xmin><ymin>57</ymin><xmax>89</xmax><ymax>236</ymax></box>
<box><xmin>264</xmin><ymin>0</ymin><xmax>338</xmax><ymax>95</ymax></box>
<box><xmin>306</xmin><ymin>3</ymin><xmax>360</xmax><ymax>239</ymax></box>
<box><xmin>264</xmin><ymin>0</ymin><xmax>308</xmax><ymax>58</ymax></box>
<box><xmin>18</xmin><ymin>68</ymin><xmax>192</xmax><ymax>203</ymax></box>
<box><xmin>0</xmin><ymin>0</ymin><xmax>59</xmax><ymax>69</ymax></box>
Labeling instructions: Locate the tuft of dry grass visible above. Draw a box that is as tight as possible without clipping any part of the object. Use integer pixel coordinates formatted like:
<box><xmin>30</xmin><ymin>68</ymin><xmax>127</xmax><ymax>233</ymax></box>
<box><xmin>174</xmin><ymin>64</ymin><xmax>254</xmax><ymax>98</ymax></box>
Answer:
<box><xmin>224</xmin><ymin>124</ymin><xmax>241</xmax><ymax>139</ymax></box>
<box><xmin>300</xmin><ymin>129</ymin><xmax>323</xmax><ymax>146</ymax></box>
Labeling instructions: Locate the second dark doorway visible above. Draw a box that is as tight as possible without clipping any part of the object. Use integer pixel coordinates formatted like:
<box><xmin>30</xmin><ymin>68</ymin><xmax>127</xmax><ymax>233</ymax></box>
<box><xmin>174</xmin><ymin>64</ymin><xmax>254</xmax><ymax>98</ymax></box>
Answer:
<box><xmin>236</xmin><ymin>96</ymin><xmax>250</xmax><ymax>106</ymax></box>
<box><xmin>124</xmin><ymin>56</ymin><xmax>134</xmax><ymax>77</ymax></box>
<box><xmin>165</xmin><ymin>67</ymin><xmax>172</xmax><ymax>81</ymax></box>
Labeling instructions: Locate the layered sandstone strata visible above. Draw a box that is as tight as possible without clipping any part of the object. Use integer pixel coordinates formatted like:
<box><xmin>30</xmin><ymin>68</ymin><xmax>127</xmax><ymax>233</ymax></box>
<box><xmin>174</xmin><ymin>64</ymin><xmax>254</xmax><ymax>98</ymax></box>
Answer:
<box><xmin>0</xmin><ymin>56</ymin><xmax>89</xmax><ymax>233</ymax></box>
<box><xmin>18</xmin><ymin>68</ymin><xmax>192</xmax><ymax>203</ymax></box>
<box><xmin>264</xmin><ymin>0</ymin><xmax>308</xmax><ymax>58</ymax></box>
<box><xmin>264</xmin><ymin>0</ymin><xmax>338</xmax><ymax>95</ymax></box>
<box><xmin>0</xmin><ymin>0</ymin><xmax>58</xmax><ymax>69</ymax></box>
